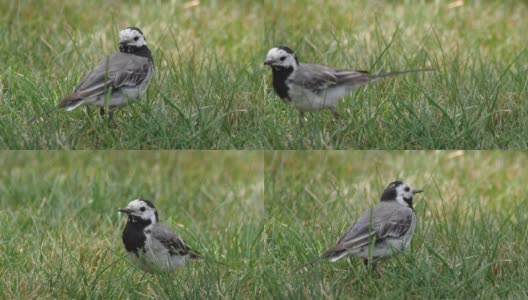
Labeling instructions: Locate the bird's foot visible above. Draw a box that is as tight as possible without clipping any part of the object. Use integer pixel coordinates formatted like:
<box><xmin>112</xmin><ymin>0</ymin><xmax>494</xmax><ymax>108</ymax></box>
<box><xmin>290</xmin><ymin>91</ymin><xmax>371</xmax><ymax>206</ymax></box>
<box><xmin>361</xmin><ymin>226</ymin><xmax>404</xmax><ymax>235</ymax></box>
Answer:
<box><xmin>298</xmin><ymin>112</ymin><xmax>306</xmax><ymax>127</ymax></box>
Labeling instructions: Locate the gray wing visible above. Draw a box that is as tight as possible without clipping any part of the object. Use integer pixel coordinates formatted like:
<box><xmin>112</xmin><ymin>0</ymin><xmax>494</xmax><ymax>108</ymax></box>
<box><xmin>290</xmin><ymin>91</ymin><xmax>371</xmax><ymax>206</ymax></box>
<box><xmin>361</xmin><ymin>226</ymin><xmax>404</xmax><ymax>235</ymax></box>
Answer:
<box><xmin>324</xmin><ymin>204</ymin><xmax>413</xmax><ymax>256</ymax></box>
<box><xmin>151</xmin><ymin>224</ymin><xmax>202</xmax><ymax>259</ymax></box>
<box><xmin>73</xmin><ymin>52</ymin><xmax>150</xmax><ymax>99</ymax></box>
<box><xmin>292</xmin><ymin>64</ymin><xmax>370</xmax><ymax>94</ymax></box>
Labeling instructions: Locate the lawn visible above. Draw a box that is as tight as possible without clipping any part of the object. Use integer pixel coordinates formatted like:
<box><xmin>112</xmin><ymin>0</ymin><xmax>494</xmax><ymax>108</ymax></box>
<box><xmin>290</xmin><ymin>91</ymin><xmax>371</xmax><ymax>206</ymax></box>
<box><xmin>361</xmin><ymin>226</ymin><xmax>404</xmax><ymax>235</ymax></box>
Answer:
<box><xmin>264</xmin><ymin>151</ymin><xmax>528</xmax><ymax>298</ymax></box>
<box><xmin>1</xmin><ymin>151</ymin><xmax>527</xmax><ymax>298</ymax></box>
<box><xmin>0</xmin><ymin>151</ymin><xmax>265</xmax><ymax>299</ymax></box>
<box><xmin>1</xmin><ymin>1</ymin><xmax>526</xmax><ymax>149</ymax></box>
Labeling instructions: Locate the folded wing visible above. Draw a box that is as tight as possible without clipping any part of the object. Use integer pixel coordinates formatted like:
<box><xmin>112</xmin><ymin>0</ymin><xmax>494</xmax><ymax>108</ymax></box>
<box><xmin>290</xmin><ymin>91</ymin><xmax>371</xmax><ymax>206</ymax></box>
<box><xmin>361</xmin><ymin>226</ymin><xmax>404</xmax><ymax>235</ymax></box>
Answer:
<box><xmin>293</xmin><ymin>64</ymin><xmax>370</xmax><ymax>94</ymax></box>
<box><xmin>322</xmin><ymin>204</ymin><xmax>413</xmax><ymax>259</ymax></box>
<box><xmin>59</xmin><ymin>52</ymin><xmax>150</xmax><ymax>108</ymax></box>
<box><xmin>151</xmin><ymin>224</ymin><xmax>202</xmax><ymax>259</ymax></box>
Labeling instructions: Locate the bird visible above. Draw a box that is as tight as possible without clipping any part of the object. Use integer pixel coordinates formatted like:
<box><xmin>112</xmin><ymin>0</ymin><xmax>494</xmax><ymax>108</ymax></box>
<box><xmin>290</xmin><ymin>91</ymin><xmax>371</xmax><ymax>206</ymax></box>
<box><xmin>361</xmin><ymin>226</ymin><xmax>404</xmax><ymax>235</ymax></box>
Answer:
<box><xmin>299</xmin><ymin>181</ymin><xmax>423</xmax><ymax>274</ymax></box>
<box><xmin>31</xmin><ymin>27</ymin><xmax>154</xmax><ymax>123</ymax></box>
<box><xmin>118</xmin><ymin>199</ymin><xmax>202</xmax><ymax>273</ymax></box>
<box><xmin>264</xmin><ymin>46</ymin><xmax>433</xmax><ymax>119</ymax></box>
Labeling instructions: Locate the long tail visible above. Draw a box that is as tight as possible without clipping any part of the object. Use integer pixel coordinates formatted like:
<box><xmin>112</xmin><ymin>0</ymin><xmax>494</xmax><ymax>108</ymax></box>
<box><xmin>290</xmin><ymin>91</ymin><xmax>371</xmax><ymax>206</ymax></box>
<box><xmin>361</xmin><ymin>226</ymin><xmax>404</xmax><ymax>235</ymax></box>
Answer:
<box><xmin>189</xmin><ymin>250</ymin><xmax>205</xmax><ymax>260</ymax></box>
<box><xmin>28</xmin><ymin>105</ymin><xmax>61</xmax><ymax>124</ymax></box>
<box><xmin>294</xmin><ymin>245</ymin><xmax>352</xmax><ymax>272</ymax></box>
<box><xmin>371</xmin><ymin>68</ymin><xmax>435</xmax><ymax>80</ymax></box>
<box><xmin>294</xmin><ymin>255</ymin><xmax>326</xmax><ymax>273</ymax></box>
<box><xmin>28</xmin><ymin>94</ymin><xmax>84</xmax><ymax>123</ymax></box>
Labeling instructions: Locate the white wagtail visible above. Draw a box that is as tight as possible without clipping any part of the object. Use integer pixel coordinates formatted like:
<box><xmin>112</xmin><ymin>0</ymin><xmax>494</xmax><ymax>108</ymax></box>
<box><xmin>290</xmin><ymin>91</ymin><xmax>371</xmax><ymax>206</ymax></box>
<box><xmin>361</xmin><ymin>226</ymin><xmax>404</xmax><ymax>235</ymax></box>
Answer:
<box><xmin>118</xmin><ymin>199</ymin><xmax>202</xmax><ymax>273</ymax></box>
<box><xmin>264</xmin><ymin>46</ymin><xmax>433</xmax><ymax>119</ymax></box>
<box><xmin>31</xmin><ymin>27</ymin><xmax>154</xmax><ymax>122</ymax></box>
<box><xmin>301</xmin><ymin>181</ymin><xmax>423</xmax><ymax>274</ymax></box>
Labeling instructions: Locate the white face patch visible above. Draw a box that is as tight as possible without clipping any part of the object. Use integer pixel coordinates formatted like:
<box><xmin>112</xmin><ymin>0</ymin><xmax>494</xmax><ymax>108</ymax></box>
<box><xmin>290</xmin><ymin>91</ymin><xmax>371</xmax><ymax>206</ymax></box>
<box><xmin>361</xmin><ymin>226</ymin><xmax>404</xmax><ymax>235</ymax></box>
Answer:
<box><xmin>264</xmin><ymin>47</ymin><xmax>298</xmax><ymax>68</ymax></box>
<box><xmin>394</xmin><ymin>183</ymin><xmax>416</xmax><ymax>207</ymax></box>
<box><xmin>119</xmin><ymin>28</ymin><xmax>147</xmax><ymax>47</ymax></box>
<box><xmin>124</xmin><ymin>199</ymin><xmax>158</xmax><ymax>223</ymax></box>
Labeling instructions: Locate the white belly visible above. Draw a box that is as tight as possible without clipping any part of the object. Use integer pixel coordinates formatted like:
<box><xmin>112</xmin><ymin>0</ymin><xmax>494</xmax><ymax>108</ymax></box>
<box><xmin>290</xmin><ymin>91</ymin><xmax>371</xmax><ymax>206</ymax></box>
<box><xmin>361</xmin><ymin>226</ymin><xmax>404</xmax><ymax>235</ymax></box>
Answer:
<box><xmin>288</xmin><ymin>83</ymin><xmax>351</xmax><ymax>112</ymax></box>
<box><xmin>129</xmin><ymin>234</ymin><xmax>187</xmax><ymax>273</ymax></box>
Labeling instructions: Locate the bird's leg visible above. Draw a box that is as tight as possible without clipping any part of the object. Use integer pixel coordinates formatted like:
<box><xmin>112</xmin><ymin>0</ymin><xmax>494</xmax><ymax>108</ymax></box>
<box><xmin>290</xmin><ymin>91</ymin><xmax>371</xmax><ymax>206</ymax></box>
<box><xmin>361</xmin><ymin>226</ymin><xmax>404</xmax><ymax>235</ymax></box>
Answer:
<box><xmin>99</xmin><ymin>106</ymin><xmax>116</xmax><ymax>120</ymax></box>
<box><xmin>108</xmin><ymin>106</ymin><xmax>116</xmax><ymax>122</ymax></box>
<box><xmin>363</xmin><ymin>258</ymin><xmax>381</xmax><ymax>277</ymax></box>
<box><xmin>363</xmin><ymin>259</ymin><xmax>370</xmax><ymax>270</ymax></box>
<box><xmin>298</xmin><ymin>111</ymin><xmax>305</xmax><ymax>127</ymax></box>
<box><xmin>108</xmin><ymin>106</ymin><xmax>119</xmax><ymax>127</ymax></box>
<box><xmin>330</xmin><ymin>108</ymin><xmax>340</xmax><ymax>119</ymax></box>
<box><xmin>372</xmin><ymin>261</ymin><xmax>381</xmax><ymax>278</ymax></box>
<box><xmin>138</xmin><ymin>271</ymin><xmax>147</xmax><ymax>284</ymax></box>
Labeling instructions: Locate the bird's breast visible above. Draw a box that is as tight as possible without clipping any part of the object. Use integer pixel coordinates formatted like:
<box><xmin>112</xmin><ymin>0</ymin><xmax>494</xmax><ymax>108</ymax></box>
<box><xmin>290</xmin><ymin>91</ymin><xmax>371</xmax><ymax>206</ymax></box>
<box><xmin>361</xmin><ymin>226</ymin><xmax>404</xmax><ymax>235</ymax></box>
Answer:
<box><xmin>122</xmin><ymin>222</ymin><xmax>148</xmax><ymax>255</ymax></box>
<box><xmin>271</xmin><ymin>67</ymin><xmax>294</xmax><ymax>102</ymax></box>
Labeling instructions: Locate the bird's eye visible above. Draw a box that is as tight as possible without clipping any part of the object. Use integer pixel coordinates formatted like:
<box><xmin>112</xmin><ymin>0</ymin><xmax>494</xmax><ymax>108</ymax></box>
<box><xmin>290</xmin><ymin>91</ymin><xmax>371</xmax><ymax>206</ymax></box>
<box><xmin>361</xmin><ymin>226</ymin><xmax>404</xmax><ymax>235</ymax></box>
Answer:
<box><xmin>280</xmin><ymin>56</ymin><xmax>287</xmax><ymax>61</ymax></box>
<box><xmin>140</xmin><ymin>207</ymin><xmax>146</xmax><ymax>212</ymax></box>
<box><xmin>405</xmin><ymin>187</ymin><xmax>410</xmax><ymax>192</ymax></box>
<box><xmin>134</xmin><ymin>36</ymin><xmax>139</xmax><ymax>41</ymax></box>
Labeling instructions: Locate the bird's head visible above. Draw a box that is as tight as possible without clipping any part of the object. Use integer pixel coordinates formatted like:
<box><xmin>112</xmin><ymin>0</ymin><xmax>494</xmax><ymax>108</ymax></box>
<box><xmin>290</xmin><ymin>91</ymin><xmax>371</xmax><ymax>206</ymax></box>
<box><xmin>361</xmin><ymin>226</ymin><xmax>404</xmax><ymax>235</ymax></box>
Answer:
<box><xmin>119</xmin><ymin>199</ymin><xmax>158</xmax><ymax>224</ymax></box>
<box><xmin>118</xmin><ymin>27</ymin><xmax>147</xmax><ymax>53</ymax></box>
<box><xmin>380</xmin><ymin>181</ymin><xmax>423</xmax><ymax>209</ymax></box>
<box><xmin>264</xmin><ymin>46</ymin><xmax>299</xmax><ymax>70</ymax></box>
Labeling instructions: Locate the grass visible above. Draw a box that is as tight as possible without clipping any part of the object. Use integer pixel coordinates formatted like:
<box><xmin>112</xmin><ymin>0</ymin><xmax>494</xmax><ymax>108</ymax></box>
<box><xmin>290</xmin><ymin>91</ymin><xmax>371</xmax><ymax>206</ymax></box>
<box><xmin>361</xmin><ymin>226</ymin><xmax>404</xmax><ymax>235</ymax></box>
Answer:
<box><xmin>264</xmin><ymin>151</ymin><xmax>528</xmax><ymax>298</ymax></box>
<box><xmin>0</xmin><ymin>151</ymin><xmax>264</xmax><ymax>299</ymax></box>
<box><xmin>1</xmin><ymin>0</ymin><xmax>527</xmax><ymax>149</ymax></box>
<box><xmin>2</xmin><ymin>151</ymin><xmax>527</xmax><ymax>298</ymax></box>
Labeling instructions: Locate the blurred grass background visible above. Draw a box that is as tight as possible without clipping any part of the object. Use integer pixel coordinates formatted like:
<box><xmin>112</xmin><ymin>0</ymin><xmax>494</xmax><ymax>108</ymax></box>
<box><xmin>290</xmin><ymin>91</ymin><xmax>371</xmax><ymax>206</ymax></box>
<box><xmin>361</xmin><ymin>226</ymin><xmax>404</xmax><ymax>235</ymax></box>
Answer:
<box><xmin>1</xmin><ymin>150</ymin><xmax>527</xmax><ymax>298</ymax></box>
<box><xmin>264</xmin><ymin>151</ymin><xmax>528</xmax><ymax>298</ymax></box>
<box><xmin>0</xmin><ymin>151</ymin><xmax>264</xmax><ymax>299</ymax></box>
<box><xmin>0</xmin><ymin>0</ymin><xmax>527</xmax><ymax>149</ymax></box>
<box><xmin>0</xmin><ymin>0</ymin><xmax>264</xmax><ymax>149</ymax></box>
<box><xmin>263</xmin><ymin>0</ymin><xmax>527</xmax><ymax>149</ymax></box>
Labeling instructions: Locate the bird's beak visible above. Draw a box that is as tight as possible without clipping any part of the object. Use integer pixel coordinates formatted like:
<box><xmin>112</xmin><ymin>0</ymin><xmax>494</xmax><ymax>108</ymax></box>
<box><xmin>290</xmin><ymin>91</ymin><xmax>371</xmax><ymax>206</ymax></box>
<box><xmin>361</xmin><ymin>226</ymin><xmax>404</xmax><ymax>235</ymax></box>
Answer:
<box><xmin>263</xmin><ymin>60</ymin><xmax>273</xmax><ymax>65</ymax></box>
<box><xmin>118</xmin><ymin>207</ymin><xmax>133</xmax><ymax>214</ymax></box>
<box><xmin>412</xmin><ymin>189</ymin><xmax>423</xmax><ymax>194</ymax></box>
